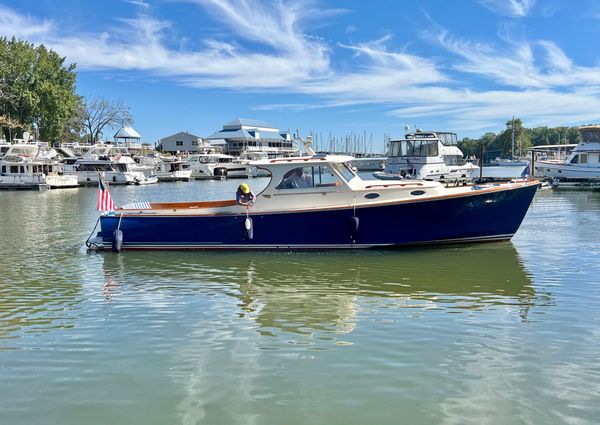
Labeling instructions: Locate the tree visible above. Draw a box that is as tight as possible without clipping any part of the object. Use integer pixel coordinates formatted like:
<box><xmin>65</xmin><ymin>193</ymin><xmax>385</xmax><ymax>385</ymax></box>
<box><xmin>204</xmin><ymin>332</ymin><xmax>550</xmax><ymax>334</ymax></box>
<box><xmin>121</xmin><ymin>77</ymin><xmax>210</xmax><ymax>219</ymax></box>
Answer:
<box><xmin>0</xmin><ymin>37</ymin><xmax>79</xmax><ymax>143</ymax></box>
<box><xmin>61</xmin><ymin>97</ymin><xmax>85</xmax><ymax>142</ymax></box>
<box><xmin>82</xmin><ymin>97</ymin><xmax>133</xmax><ymax>144</ymax></box>
<box><xmin>496</xmin><ymin>117</ymin><xmax>531</xmax><ymax>158</ymax></box>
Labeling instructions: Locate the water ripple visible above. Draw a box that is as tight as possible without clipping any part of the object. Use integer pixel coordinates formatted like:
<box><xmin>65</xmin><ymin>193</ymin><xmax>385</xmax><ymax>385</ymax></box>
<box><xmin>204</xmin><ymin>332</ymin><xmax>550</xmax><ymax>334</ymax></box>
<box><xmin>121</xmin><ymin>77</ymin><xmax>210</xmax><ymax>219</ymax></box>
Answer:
<box><xmin>1</xmin><ymin>184</ymin><xmax>600</xmax><ymax>424</ymax></box>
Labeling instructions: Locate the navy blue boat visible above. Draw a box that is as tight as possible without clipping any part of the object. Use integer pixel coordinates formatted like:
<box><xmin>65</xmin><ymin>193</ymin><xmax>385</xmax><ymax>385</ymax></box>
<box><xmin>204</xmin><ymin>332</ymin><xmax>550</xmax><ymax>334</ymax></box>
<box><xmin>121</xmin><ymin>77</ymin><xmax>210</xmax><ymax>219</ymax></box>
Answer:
<box><xmin>92</xmin><ymin>152</ymin><xmax>538</xmax><ymax>250</ymax></box>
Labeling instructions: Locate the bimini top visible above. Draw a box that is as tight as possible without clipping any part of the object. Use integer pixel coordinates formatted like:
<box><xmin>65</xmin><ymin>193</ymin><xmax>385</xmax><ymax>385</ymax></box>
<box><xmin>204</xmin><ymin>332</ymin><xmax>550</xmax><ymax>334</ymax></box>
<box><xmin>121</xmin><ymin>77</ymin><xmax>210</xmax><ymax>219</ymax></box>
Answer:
<box><xmin>251</xmin><ymin>153</ymin><xmax>355</xmax><ymax>167</ymax></box>
<box><xmin>579</xmin><ymin>125</ymin><xmax>600</xmax><ymax>145</ymax></box>
<box><xmin>391</xmin><ymin>130</ymin><xmax>458</xmax><ymax>145</ymax></box>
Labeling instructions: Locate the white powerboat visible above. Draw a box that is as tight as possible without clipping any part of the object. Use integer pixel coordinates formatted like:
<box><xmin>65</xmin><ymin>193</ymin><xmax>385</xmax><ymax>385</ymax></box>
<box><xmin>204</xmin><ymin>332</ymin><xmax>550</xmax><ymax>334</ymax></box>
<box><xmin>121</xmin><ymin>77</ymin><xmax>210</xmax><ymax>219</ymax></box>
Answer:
<box><xmin>373</xmin><ymin>130</ymin><xmax>479</xmax><ymax>182</ymax></box>
<box><xmin>63</xmin><ymin>144</ymin><xmax>157</xmax><ymax>185</ymax></box>
<box><xmin>0</xmin><ymin>144</ymin><xmax>78</xmax><ymax>189</ymax></box>
<box><xmin>154</xmin><ymin>160</ymin><xmax>192</xmax><ymax>182</ymax></box>
<box><xmin>185</xmin><ymin>153</ymin><xmax>254</xmax><ymax>179</ymax></box>
<box><xmin>534</xmin><ymin>125</ymin><xmax>600</xmax><ymax>181</ymax></box>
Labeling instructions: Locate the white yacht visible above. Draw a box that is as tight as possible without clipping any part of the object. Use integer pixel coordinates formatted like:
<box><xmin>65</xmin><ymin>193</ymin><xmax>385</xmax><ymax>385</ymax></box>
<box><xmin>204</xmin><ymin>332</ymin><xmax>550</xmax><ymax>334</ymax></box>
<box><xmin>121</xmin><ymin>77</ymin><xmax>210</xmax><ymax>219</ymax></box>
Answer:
<box><xmin>238</xmin><ymin>151</ymin><xmax>271</xmax><ymax>177</ymax></box>
<box><xmin>63</xmin><ymin>144</ymin><xmax>157</xmax><ymax>185</ymax></box>
<box><xmin>154</xmin><ymin>160</ymin><xmax>192</xmax><ymax>182</ymax></box>
<box><xmin>185</xmin><ymin>153</ymin><xmax>254</xmax><ymax>179</ymax></box>
<box><xmin>0</xmin><ymin>144</ymin><xmax>78</xmax><ymax>189</ymax></box>
<box><xmin>373</xmin><ymin>130</ymin><xmax>479</xmax><ymax>181</ymax></box>
<box><xmin>534</xmin><ymin>125</ymin><xmax>600</xmax><ymax>181</ymax></box>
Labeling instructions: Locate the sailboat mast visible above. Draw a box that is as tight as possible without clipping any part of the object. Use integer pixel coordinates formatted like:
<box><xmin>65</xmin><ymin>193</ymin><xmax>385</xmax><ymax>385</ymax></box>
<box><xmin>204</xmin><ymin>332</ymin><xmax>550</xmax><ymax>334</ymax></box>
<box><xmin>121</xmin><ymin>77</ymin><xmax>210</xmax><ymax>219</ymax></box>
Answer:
<box><xmin>511</xmin><ymin>116</ymin><xmax>515</xmax><ymax>160</ymax></box>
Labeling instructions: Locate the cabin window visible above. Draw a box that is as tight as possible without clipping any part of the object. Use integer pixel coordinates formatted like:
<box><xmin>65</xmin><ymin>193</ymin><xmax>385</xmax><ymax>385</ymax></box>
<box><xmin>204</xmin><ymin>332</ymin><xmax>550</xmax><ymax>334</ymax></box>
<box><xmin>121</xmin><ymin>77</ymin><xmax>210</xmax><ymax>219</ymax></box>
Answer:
<box><xmin>10</xmin><ymin>166</ymin><xmax>18</xmax><ymax>173</ymax></box>
<box><xmin>276</xmin><ymin>165</ymin><xmax>341</xmax><ymax>189</ymax></box>
<box><xmin>176</xmin><ymin>141</ymin><xmax>183</xmax><ymax>146</ymax></box>
<box><xmin>314</xmin><ymin>165</ymin><xmax>341</xmax><ymax>187</ymax></box>
<box><xmin>580</xmin><ymin>154</ymin><xmax>588</xmax><ymax>164</ymax></box>
<box><xmin>1</xmin><ymin>166</ymin><xmax>5</xmax><ymax>174</ymax></box>
<box><xmin>580</xmin><ymin>130</ymin><xmax>600</xmax><ymax>143</ymax></box>
<box><xmin>393</xmin><ymin>140</ymin><xmax>439</xmax><ymax>157</ymax></box>
<box><xmin>276</xmin><ymin>167</ymin><xmax>314</xmax><ymax>189</ymax></box>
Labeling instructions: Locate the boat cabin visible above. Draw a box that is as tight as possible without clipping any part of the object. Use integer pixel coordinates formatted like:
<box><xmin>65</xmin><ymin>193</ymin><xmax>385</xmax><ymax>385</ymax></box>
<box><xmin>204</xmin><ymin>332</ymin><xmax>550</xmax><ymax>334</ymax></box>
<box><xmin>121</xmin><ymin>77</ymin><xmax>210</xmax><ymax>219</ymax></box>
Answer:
<box><xmin>567</xmin><ymin>126</ymin><xmax>600</xmax><ymax>166</ymax></box>
<box><xmin>252</xmin><ymin>154</ymin><xmax>358</xmax><ymax>192</ymax></box>
<box><xmin>187</xmin><ymin>153</ymin><xmax>237</xmax><ymax>164</ymax></box>
<box><xmin>387</xmin><ymin>131</ymin><xmax>466</xmax><ymax>166</ymax></box>
<box><xmin>0</xmin><ymin>144</ymin><xmax>64</xmax><ymax>176</ymax></box>
<box><xmin>84</xmin><ymin>144</ymin><xmax>133</xmax><ymax>161</ymax></box>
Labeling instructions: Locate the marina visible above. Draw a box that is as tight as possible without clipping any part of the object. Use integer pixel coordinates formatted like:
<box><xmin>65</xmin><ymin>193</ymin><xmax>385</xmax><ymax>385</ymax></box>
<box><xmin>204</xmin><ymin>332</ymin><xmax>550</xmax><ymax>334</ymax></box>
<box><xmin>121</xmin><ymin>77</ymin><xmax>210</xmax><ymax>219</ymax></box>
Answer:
<box><xmin>1</xmin><ymin>178</ymin><xmax>600</xmax><ymax>424</ymax></box>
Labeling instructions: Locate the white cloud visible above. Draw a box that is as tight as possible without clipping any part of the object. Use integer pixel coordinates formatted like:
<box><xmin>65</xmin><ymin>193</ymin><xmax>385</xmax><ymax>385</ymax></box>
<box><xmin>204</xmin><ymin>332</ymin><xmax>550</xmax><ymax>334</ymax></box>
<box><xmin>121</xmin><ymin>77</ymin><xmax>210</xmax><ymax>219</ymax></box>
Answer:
<box><xmin>479</xmin><ymin>0</ymin><xmax>536</xmax><ymax>17</ymax></box>
<box><xmin>1</xmin><ymin>1</ymin><xmax>330</xmax><ymax>89</ymax></box>
<box><xmin>0</xmin><ymin>5</ymin><xmax>54</xmax><ymax>38</ymax></box>
<box><xmin>427</xmin><ymin>25</ymin><xmax>600</xmax><ymax>90</ymax></box>
<box><xmin>121</xmin><ymin>0</ymin><xmax>151</xmax><ymax>8</ymax></box>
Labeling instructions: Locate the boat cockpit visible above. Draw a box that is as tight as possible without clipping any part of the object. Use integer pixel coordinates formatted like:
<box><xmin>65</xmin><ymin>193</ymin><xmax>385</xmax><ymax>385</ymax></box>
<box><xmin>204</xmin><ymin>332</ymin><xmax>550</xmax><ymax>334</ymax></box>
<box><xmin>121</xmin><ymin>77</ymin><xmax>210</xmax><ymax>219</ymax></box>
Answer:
<box><xmin>253</xmin><ymin>154</ymin><xmax>359</xmax><ymax>193</ymax></box>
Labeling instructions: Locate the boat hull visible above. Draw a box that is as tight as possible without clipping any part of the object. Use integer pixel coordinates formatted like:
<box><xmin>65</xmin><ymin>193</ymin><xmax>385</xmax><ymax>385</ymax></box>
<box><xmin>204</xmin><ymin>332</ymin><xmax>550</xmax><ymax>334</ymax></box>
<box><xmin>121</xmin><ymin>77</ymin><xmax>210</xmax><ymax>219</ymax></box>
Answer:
<box><xmin>534</xmin><ymin>161</ymin><xmax>600</xmax><ymax>179</ymax></box>
<box><xmin>98</xmin><ymin>183</ymin><xmax>538</xmax><ymax>250</ymax></box>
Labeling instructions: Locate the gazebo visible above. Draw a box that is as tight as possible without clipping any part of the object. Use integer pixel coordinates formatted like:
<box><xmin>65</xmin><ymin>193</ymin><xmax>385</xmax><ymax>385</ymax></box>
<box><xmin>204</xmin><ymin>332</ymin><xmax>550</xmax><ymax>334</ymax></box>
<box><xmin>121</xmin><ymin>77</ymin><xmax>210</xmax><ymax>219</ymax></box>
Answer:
<box><xmin>114</xmin><ymin>126</ymin><xmax>142</xmax><ymax>147</ymax></box>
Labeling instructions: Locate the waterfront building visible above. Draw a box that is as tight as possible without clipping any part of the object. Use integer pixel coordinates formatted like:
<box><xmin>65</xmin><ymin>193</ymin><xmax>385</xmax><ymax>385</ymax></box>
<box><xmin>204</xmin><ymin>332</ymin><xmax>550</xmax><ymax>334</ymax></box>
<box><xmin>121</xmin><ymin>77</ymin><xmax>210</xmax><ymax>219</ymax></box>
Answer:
<box><xmin>205</xmin><ymin>118</ymin><xmax>296</xmax><ymax>157</ymax></box>
<box><xmin>157</xmin><ymin>131</ymin><xmax>217</xmax><ymax>154</ymax></box>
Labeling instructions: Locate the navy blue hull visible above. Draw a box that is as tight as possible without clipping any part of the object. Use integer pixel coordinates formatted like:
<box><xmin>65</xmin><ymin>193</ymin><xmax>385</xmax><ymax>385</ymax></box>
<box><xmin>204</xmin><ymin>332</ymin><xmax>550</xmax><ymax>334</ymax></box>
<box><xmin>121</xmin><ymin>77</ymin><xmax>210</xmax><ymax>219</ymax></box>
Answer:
<box><xmin>99</xmin><ymin>184</ymin><xmax>538</xmax><ymax>249</ymax></box>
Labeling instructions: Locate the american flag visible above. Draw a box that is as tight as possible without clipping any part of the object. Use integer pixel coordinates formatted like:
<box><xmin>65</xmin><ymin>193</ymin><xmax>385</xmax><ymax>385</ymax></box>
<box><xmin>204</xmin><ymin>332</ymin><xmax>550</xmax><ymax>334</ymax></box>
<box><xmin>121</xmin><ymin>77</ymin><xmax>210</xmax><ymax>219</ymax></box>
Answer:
<box><xmin>97</xmin><ymin>174</ymin><xmax>116</xmax><ymax>211</ymax></box>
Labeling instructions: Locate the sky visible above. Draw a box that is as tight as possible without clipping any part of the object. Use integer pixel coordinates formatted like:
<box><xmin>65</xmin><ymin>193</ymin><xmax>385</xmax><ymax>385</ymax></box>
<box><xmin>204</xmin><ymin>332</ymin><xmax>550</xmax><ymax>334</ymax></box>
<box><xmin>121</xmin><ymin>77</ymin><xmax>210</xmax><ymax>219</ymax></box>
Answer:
<box><xmin>2</xmin><ymin>0</ymin><xmax>600</xmax><ymax>151</ymax></box>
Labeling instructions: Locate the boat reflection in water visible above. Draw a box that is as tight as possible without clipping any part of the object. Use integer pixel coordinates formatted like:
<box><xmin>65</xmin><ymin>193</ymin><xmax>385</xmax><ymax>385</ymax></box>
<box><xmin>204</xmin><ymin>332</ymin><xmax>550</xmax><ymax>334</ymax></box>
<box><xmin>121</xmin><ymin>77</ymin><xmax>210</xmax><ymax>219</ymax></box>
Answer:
<box><xmin>100</xmin><ymin>243</ymin><xmax>539</xmax><ymax>335</ymax></box>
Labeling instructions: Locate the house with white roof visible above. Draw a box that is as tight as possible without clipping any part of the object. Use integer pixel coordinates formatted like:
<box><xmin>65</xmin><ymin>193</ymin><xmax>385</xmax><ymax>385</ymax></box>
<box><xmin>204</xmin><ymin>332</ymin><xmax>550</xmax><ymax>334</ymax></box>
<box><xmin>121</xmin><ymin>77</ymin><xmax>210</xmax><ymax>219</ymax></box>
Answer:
<box><xmin>205</xmin><ymin>118</ymin><xmax>296</xmax><ymax>157</ymax></box>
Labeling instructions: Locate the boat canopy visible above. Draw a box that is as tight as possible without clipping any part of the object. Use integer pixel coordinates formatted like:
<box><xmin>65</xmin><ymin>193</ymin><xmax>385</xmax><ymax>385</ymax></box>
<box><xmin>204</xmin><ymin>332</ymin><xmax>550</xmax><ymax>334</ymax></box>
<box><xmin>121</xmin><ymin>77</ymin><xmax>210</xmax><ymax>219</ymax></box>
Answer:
<box><xmin>579</xmin><ymin>125</ymin><xmax>600</xmax><ymax>143</ymax></box>
<box><xmin>403</xmin><ymin>131</ymin><xmax>458</xmax><ymax>145</ymax></box>
<box><xmin>251</xmin><ymin>154</ymin><xmax>359</xmax><ymax>192</ymax></box>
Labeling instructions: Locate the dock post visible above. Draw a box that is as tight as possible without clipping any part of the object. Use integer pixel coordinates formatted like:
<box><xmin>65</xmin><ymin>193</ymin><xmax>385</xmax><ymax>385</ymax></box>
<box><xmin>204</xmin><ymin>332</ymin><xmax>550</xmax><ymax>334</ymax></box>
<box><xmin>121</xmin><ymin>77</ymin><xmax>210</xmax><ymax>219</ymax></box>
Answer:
<box><xmin>479</xmin><ymin>144</ymin><xmax>484</xmax><ymax>180</ymax></box>
<box><xmin>530</xmin><ymin>150</ymin><xmax>535</xmax><ymax>180</ymax></box>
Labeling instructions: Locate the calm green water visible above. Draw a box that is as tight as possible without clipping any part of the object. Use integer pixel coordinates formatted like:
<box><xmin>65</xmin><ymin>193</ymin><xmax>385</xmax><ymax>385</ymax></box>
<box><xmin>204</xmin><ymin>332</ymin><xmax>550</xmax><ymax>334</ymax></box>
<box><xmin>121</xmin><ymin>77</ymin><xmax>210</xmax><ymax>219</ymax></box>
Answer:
<box><xmin>1</xmin><ymin>181</ymin><xmax>600</xmax><ymax>425</ymax></box>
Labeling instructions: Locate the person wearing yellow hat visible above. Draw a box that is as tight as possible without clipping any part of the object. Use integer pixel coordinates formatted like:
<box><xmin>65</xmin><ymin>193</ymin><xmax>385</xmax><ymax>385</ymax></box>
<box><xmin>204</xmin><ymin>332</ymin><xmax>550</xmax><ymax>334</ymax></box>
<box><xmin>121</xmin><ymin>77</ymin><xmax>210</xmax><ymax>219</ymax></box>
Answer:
<box><xmin>236</xmin><ymin>183</ymin><xmax>256</xmax><ymax>206</ymax></box>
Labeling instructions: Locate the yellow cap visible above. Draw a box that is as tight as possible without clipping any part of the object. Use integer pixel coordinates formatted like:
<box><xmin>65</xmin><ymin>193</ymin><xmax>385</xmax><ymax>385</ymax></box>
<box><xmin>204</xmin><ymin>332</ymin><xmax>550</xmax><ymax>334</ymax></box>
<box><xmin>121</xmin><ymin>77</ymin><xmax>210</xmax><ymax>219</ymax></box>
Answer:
<box><xmin>240</xmin><ymin>183</ymin><xmax>250</xmax><ymax>194</ymax></box>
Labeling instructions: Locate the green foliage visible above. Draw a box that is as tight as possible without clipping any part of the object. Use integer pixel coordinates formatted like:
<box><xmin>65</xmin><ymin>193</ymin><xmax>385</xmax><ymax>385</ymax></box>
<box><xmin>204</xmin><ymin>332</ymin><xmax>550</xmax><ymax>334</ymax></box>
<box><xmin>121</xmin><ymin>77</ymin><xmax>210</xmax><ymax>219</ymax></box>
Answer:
<box><xmin>0</xmin><ymin>37</ymin><xmax>80</xmax><ymax>143</ymax></box>
<box><xmin>459</xmin><ymin>118</ymin><xmax>583</xmax><ymax>160</ymax></box>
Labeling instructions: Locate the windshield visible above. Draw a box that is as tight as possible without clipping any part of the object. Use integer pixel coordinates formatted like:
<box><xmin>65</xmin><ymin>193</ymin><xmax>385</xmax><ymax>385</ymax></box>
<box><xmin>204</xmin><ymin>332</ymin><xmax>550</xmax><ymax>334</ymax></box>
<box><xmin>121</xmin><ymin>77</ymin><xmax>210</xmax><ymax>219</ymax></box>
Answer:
<box><xmin>390</xmin><ymin>140</ymin><xmax>439</xmax><ymax>157</ymax></box>
<box><xmin>275</xmin><ymin>165</ymin><xmax>341</xmax><ymax>189</ymax></box>
<box><xmin>337</xmin><ymin>163</ymin><xmax>357</xmax><ymax>182</ymax></box>
<box><xmin>580</xmin><ymin>129</ymin><xmax>600</xmax><ymax>143</ymax></box>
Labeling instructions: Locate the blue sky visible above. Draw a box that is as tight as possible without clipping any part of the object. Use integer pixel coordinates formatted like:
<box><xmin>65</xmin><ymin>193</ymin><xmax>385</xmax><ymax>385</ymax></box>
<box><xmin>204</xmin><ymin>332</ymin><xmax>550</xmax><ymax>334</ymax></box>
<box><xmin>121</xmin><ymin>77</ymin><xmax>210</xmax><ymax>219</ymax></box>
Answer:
<box><xmin>2</xmin><ymin>0</ymin><xmax>600</xmax><ymax>151</ymax></box>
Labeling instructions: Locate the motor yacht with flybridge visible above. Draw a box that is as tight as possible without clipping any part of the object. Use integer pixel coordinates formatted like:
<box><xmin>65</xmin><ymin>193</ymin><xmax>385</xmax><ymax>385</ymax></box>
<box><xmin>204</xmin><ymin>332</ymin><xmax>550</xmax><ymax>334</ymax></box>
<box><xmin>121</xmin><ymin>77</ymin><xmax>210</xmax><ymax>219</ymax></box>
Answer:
<box><xmin>534</xmin><ymin>125</ymin><xmax>600</xmax><ymax>185</ymax></box>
